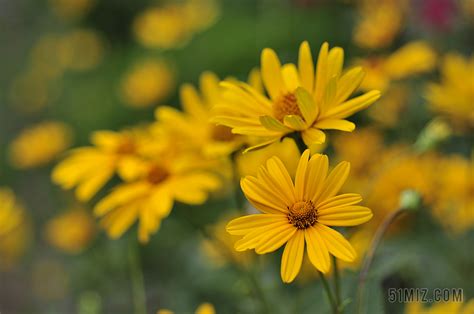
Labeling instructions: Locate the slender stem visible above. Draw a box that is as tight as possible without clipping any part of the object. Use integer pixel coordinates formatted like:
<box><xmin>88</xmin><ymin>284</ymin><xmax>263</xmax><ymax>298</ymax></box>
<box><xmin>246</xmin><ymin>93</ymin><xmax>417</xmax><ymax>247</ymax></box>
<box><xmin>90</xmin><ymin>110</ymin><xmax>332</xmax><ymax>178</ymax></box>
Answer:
<box><xmin>356</xmin><ymin>208</ymin><xmax>406</xmax><ymax>314</ymax></box>
<box><xmin>332</xmin><ymin>256</ymin><xmax>342</xmax><ymax>311</ymax></box>
<box><xmin>128</xmin><ymin>241</ymin><xmax>147</xmax><ymax>314</ymax></box>
<box><xmin>319</xmin><ymin>271</ymin><xmax>338</xmax><ymax>314</ymax></box>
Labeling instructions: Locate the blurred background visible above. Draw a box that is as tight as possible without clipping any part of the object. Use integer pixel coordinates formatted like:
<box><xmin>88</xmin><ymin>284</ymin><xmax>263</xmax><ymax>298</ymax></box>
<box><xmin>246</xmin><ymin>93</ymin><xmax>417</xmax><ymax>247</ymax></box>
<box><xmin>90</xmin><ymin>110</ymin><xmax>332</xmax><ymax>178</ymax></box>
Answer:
<box><xmin>0</xmin><ymin>0</ymin><xmax>473</xmax><ymax>313</ymax></box>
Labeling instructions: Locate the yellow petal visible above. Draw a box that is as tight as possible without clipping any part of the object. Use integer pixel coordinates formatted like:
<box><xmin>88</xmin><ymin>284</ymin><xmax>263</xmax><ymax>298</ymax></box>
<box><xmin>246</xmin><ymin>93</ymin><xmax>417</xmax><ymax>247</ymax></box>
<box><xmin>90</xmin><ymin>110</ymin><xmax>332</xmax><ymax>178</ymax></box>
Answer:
<box><xmin>295</xmin><ymin>149</ymin><xmax>311</xmax><ymax>201</ymax></box>
<box><xmin>314</xmin><ymin>223</ymin><xmax>356</xmax><ymax>262</ymax></box>
<box><xmin>234</xmin><ymin>221</ymin><xmax>293</xmax><ymax>251</ymax></box>
<box><xmin>314</xmin><ymin>119</ymin><xmax>355</xmax><ymax>131</ymax></box>
<box><xmin>302</xmin><ymin>128</ymin><xmax>326</xmax><ymax>147</ymax></box>
<box><xmin>76</xmin><ymin>168</ymin><xmax>114</xmax><ymax>201</ymax></box>
<box><xmin>149</xmin><ymin>187</ymin><xmax>174</xmax><ymax>218</ymax></box>
<box><xmin>260</xmin><ymin>115</ymin><xmax>292</xmax><ymax>132</ymax></box>
<box><xmin>261</xmin><ymin>48</ymin><xmax>286</xmax><ymax>100</ymax></box>
<box><xmin>298</xmin><ymin>41</ymin><xmax>315</xmax><ymax>92</ymax></box>
<box><xmin>283</xmin><ymin>115</ymin><xmax>307</xmax><ymax>130</ymax></box>
<box><xmin>305</xmin><ymin>226</ymin><xmax>330</xmax><ymax>273</ymax></box>
<box><xmin>180</xmin><ymin>84</ymin><xmax>207</xmax><ymax>118</ymax></box>
<box><xmin>255</xmin><ymin>224</ymin><xmax>296</xmax><ymax>254</ymax></box>
<box><xmin>295</xmin><ymin>87</ymin><xmax>318</xmax><ymax>125</ymax></box>
<box><xmin>304</xmin><ymin>154</ymin><xmax>328</xmax><ymax>201</ymax></box>
<box><xmin>280</xmin><ymin>230</ymin><xmax>305</xmax><ymax>283</ymax></box>
<box><xmin>323</xmin><ymin>90</ymin><xmax>381</xmax><ymax>119</ymax></box>
<box><xmin>241</xmin><ymin>177</ymin><xmax>289</xmax><ymax>214</ymax></box>
<box><xmin>314</xmin><ymin>42</ymin><xmax>329</xmax><ymax>102</ymax></box>
<box><xmin>335</xmin><ymin>67</ymin><xmax>365</xmax><ymax>104</ymax></box>
<box><xmin>281</xmin><ymin>63</ymin><xmax>301</xmax><ymax>91</ymax></box>
<box><xmin>318</xmin><ymin>206</ymin><xmax>373</xmax><ymax>226</ymax></box>
<box><xmin>199</xmin><ymin>71</ymin><xmax>220</xmax><ymax>105</ymax></box>
<box><xmin>256</xmin><ymin>165</ymin><xmax>296</xmax><ymax>207</ymax></box>
<box><xmin>327</xmin><ymin>47</ymin><xmax>344</xmax><ymax>79</ymax></box>
<box><xmin>226</xmin><ymin>214</ymin><xmax>288</xmax><ymax>235</ymax></box>
<box><xmin>243</xmin><ymin>138</ymin><xmax>280</xmax><ymax>153</ymax></box>
<box><xmin>94</xmin><ymin>182</ymin><xmax>150</xmax><ymax>216</ymax></box>
<box><xmin>102</xmin><ymin>203</ymin><xmax>139</xmax><ymax>239</ymax></box>
<box><xmin>266</xmin><ymin>157</ymin><xmax>296</xmax><ymax>203</ymax></box>
<box><xmin>315</xmin><ymin>161</ymin><xmax>350</xmax><ymax>203</ymax></box>
<box><xmin>317</xmin><ymin>193</ymin><xmax>362</xmax><ymax>211</ymax></box>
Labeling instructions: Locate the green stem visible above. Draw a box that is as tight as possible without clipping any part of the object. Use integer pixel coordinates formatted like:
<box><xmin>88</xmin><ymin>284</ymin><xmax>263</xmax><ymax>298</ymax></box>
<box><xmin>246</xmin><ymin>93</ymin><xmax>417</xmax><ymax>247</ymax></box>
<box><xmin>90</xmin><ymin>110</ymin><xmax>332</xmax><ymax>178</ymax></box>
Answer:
<box><xmin>319</xmin><ymin>271</ymin><xmax>338</xmax><ymax>314</ymax></box>
<box><xmin>332</xmin><ymin>256</ymin><xmax>342</xmax><ymax>312</ymax></box>
<box><xmin>128</xmin><ymin>241</ymin><xmax>147</xmax><ymax>314</ymax></box>
<box><xmin>355</xmin><ymin>208</ymin><xmax>407</xmax><ymax>314</ymax></box>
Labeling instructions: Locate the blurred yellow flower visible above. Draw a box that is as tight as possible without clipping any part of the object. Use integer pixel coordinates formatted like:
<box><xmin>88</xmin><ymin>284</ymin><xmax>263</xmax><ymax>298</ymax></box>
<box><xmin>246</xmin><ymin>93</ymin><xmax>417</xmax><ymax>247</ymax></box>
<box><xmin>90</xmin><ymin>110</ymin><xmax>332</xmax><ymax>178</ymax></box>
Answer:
<box><xmin>94</xmin><ymin>138</ymin><xmax>221</xmax><ymax>243</ymax></box>
<box><xmin>431</xmin><ymin>155</ymin><xmax>474</xmax><ymax>234</ymax></box>
<box><xmin>49</xmin><ymin>0</ymin><xmax>95</xmax><ymax>21</ymax></box>
<box><xmin>358</xmin><ymin>41</ymin><xmax>437</xmax><ymax>92</ymax></box>
<box><xmin>9</xmin><ymin>121</ymin><xmax>73</xmax><ymax>169</ymax></box>
<box><xmin>405</xmin><ymin>298</ymin><xmax>474</xmax><ymax>314</ymax></box>
<box><xmin>227</xmin><ymin>150</ymin><xmax>372</xmax><ymax>283</ymax></box>
<box><xmin>213</xmin><ymin>41</ymin><xmax>380</xmax><ymax>151</ymax></box>
<box><xmin>52</xmin><ymin>129</ymin><xmax>144</xmax><ymax>202</ymax></box>
<box><xmin>133</xmin><ymin>0</ymin><xmax>219</xmax><ymax>50</ymax></box>
<box><xmin>158</xmin><ymin>302</ymin><xmax>215</xmax><ymax>314</ymax></box>
<box><xmin>156</xmin><ymin>71</ymin><xmax>244</xmax><ymax>158</ymax></box>
<box><xmin>121</xmin><ymin>59</ymin><xmax>175</xmax><ymax>108</ymax></box>
<box><xmin>236</xmin><ymin>138</ymin><xmax>301</xmax><ymax>179</ymax></box>
<box><xmin>367</xmin><ymin>86</ymin><xmax>410</xmax><ymax>127</ymax></box>
<box><xmin>58</xmin><ymin>29</ymin><xmax>105</xmax><ymax>71</ymax></box>
<box><xmin>0</xmin><ymin>188</ymin><xmax>31</xmax><ymax>270</ymax></box>
<box><xmin>426</xmin><ymin>53</ymin><xmax>474</xmax><ymax>129</ymax></box>
<box><xmin>201</xmin><ymin>215</ymin><xmax>252</xmax><ymax>267</ymax></box>
<box><xmin>44</xmin><ymin>208</ymin><xmax>96</xmax><ymax>254</ymax></box>
<box><xmin>353</xmin><ymin>0</ymin><xmax>405</xmax><ymax>49</ymax></box>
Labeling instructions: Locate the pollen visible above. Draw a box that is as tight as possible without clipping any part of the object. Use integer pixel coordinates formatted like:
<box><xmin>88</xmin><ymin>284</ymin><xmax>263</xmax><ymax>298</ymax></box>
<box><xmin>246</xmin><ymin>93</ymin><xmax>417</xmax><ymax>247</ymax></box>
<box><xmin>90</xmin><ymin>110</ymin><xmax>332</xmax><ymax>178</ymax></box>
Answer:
<box><xmin>147</xmin><ymin>165</ymin><xmax>169</xmax><ymax>184</ymax></box>
<box><xmin>273</xmin><ymin>93</ymin><xmax>302</xmax><ymax>122</ymax></box>
<box><xmin>287</xmin><ymin>200</ymin><xmax>318</xmax><ymax>229</ymax></box>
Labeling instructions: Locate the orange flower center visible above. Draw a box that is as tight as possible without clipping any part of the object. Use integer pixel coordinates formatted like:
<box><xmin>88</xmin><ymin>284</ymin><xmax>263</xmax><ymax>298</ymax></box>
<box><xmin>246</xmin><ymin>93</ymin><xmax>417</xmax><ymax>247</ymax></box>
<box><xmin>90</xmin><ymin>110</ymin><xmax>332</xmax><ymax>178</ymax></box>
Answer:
<box><xmin>287</xmin><ymin>200</ymin><xmax>317</xmax><ymax>229</ymax></box>
<box><xmin>211</xmin><ymin>125</ymin><xmax>236</xmax><ymax>142</ymax></box>
<box><xmin>273</xmin><ymin>93</ymin><xmax>302</xmax><ymax>122</ymax></box>
<box><xmin>147</xmin><ymin>165</ymin><xmax>169</xmax><ymax>184</ymax></box>
<box><xmin>116</xmin><ymin>137</ymin><xmax>136</xmax><ymax>154</ymax></box>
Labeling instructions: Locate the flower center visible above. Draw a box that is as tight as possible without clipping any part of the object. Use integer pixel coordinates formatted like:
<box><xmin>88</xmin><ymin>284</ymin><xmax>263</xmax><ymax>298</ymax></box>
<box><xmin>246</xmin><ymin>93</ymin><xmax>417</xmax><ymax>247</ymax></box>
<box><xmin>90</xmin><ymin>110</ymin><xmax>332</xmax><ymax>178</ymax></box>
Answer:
<box><xmin>116</xmin><ymin>137</ymin><xmax>136</xmax><ymax>154</ymax></box>
<box><xmin>287</xmin><ymin>200</ymin><xmax>318</xmax><ymax>229</ymax></box>
<box><xmin>147</xmin><ymin>165</ymin><xmax>169</xmax><ymax>184</ymax></box>
<box><xmin>211</xmin><ymin>125</ymin><xmax>236</xmax><ymax>142</ymax></box>
<box><xmin>273</xmin><ymin>93</ymin><xmax>302</xmax><ymax>122</ymax></box>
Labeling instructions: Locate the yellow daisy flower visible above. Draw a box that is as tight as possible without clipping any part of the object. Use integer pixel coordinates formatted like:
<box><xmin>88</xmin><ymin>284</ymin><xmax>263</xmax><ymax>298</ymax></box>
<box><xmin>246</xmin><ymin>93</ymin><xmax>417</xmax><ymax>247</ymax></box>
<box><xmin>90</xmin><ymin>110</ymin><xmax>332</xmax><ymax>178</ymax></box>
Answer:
<box><xmin>426</xmin><ymin>53</ymin><xmax>474</xmax><ymax>129</ymax></box>
<box><xmin>226</xmin><ymin>150</ymin><xmax>373</xmax><ymax>283</ymax></box>
<box><xmin>158</xmin><ymin>302</ymin><xmax>215</xmax><ymax>314</ymax></box>
<box><xmin>9</xmin><ymin>121</ymin><xmax>73</xmax><ymax>169</ymax></box>
<box><xmin>94</xmin><ymin>148</ymin><xmax>220</xmax><ymax>243</ymax></box>
<box><xmin>52</xmin><ymin>129</ymin><xmax>144</xmax><ymax>202</ymax></box>
<box><xmin>155</xmin><ymin>71</ymin><xmax>244</xmax><ymax>158</ymax></box>
<box><xmin>213</xmin><ymin>41</ymin><xmax>381</xmax><ymax>151</ymax></box>
<box><xmin>405</xmin><ymin>298</ymin><xmax>474</xmax><ymax>314</ymax></box>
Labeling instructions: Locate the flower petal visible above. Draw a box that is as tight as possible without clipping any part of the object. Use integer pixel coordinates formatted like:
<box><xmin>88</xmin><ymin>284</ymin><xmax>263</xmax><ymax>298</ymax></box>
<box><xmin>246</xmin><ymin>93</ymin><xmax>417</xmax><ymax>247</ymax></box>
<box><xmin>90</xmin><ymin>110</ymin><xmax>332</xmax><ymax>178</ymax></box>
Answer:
<box><xmin>317</xmin><ymin>193</ymin><xmax>362</xmax><ymax>211</ymax></box>
<box><xmin>305</xmin><ymin>226</ymin><xmax>330</xmax><ymax>273</ymax></box>
<box><xmin>260</xmin><ymin>115</ymin><xmax>292</xmax><ymax>132</ymax></box>
<box><xmin>324</xmin><ymin>90</ymin><xmax>381</xmax><ymax>119</ymax></box>
<box><xmin>265</xmin><ymin>157</ymin><xmax>296</xmax><ymax>203</ymax></box>
<box><xmin>233</xmin><ymin>220</ymin><xmax>290</xmax><ymax>251</ymax></box>
<box><xmin>261</xmin><ymin>48</ymin><xmax>286</xmax><ymax>100</ymax></box>
<box><xmin>314</xmin><ymin>42</ymin><xmax>329</xmax><ymax>102</ymax></box>
<box><xmin>298</xmin><ymin>41</ymin><xmax>315</xmax><ymax>92</ymax></box>
<box><xmin>241</xmin><ymin>177</ymin><xmax>289</xmax><ymax>214</ymax></box>
<box><xmin>318</xmin><ymin>206</ymin><xmax>373</xmax><ymax>226</ymax></box>
<box><xmin>281</xmin><ymin>63</ymin><xmax>301</xmax><ymax>91</ymax></box>
<box><xmin>295</xmin><ymin>149</ymin><xmax>311</xmax><ymax>201</ymax></box>
<box><xmin>314</xmin><ymin>119</ymin><xmax>355</xmax><ymax>132</ymax></box>
<box><xmin>226</xmin><ymin>214</ymin><xmax>287</xmax><ymax>235</ymax></box>
<box><xmin>304</xmin><ymin>154</ymin><xmax>329</xmax><ymax>201</ymax></box>
<box><xmin>335</xmin><ymin>67</ymin><xmax>365</xmax><ymax>103</ymax></box>
<box><xmin>295</xmin><ymin>87</ymin><xmax>318</xmax><ymax>125</ymax></box>
<box><xmin>281</xmin><ymin>230</ymin><xmax>305</xmax><ymax>283</ymax></box>
<box><xmin>315</xmin><ymin>161</ymin><xmax>350</xmax><ymax>203</ymax></box>
<box><xmin>283</xmin><ymin>115</ymin><xmax>307</xmax><ymax>130</ymax></box>
<box><xmin>302</xmin><ymin>127</ymin><xmax>326</xmax><ymax>147</ymax></box>
<box><xmin>255</xmin><ymin>224</ymin><xmax>296</xmax><ymax>254</ymax></box>
<box><xmin>314</xmin><ymin>223</ymin><xmax>356</xmax><ymax>262</ymax></box>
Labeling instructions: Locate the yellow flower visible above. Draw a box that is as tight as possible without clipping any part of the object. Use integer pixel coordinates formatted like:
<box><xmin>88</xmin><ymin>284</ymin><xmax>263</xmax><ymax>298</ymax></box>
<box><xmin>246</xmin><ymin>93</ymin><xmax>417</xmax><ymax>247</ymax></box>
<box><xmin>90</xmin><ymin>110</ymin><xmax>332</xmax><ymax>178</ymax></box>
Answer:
<box><xmin>353</xmin><ymin>0</ymin><xmax>405</xmax><ymax>49</ymax></box>
<box><xmin>426</xmin><ymin>53</ymin><xmax>474</xmax><ymax>129</ymax></box>
<box><xmin>236</xmin><ymin>138</ymin><xmax>301</xmax><ymax>179</ymax></box>
<box><xmin>44</xmin><ymin>208</ymin><xmax>96</xmax><ymax>254</ymax></box>
<box><xmin>431</xmin><ymin>155</ymin><xmax>474</xmax><ymax>234</ymax></box>
<box><xmin>121</xmin><ymin>59</ymin><xmax>175</xmax><ymax>108</ymax></box>
<box><xmin>367</xmin><ymin>86</ymin><xmax>410</xmax><ymax>127</ymax></box>
<box><xmin>49</xmin><ymin>0</ymin><xmax>95</xmax><ymax>21</ymax></box>
<box><xmin>226</xmin><ymin>150</ymin><xmax>373</xmax><ymax>283</ymax></box>
<box><xmin>213</xmin><ymin>41</ymin><xmax>381</xmax><ymax>151</ymax></box>
<box><xmin>0</xmin><ymin>187</ymin><xmax>31</xmax><ymax>270</ymax></box>
<box><xmin>57</xmin><ymin>29</ymin><xmax>105</xmax><ymax>71</ymax></box>
<box><xmin>52</xmin><ymin>129</ymin><xmax>143</xmax><ymax>202</ymax></box>
<box><xmin>94</xmin><ymin>146</ymin><xmax>220</xmax><ymax>243</ymax></box>
<box><xmin>405</xmin><ymin>298</ymin><xmax>474</xmax><ymax>314</ymax></box>
<box><xmin>201</xmin><ymin>215</ymin><xmax>252</xmax><ymax>267</ymax></box>
<box><xmin>158</xmin><ymin>302</ymin><xmax>215</xmax><ymax>314</ymax></box>
<box><xmin>156</xmin><ymin>72</ymin><xmax>244</xmax><ymax>158</ymax></box>
<box><xmin>358</xmin><ymin>41</ymin><xmax>437</xmax><ymax>92</ymax></box>
<box><xmin>9</xmin><ymin>121</ymin><xmax>73</xmax><ymax>169</ymax></box>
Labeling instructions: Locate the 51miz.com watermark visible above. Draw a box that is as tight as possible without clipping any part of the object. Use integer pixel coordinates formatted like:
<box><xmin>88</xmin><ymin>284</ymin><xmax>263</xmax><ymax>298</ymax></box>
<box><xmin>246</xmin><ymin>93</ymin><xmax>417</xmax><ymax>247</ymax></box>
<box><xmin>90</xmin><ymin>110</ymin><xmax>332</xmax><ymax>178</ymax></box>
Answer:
<box><xmin>388</xmin><ymin>288</ymin><xmax>463</xmax><ymax>303</ymax></box>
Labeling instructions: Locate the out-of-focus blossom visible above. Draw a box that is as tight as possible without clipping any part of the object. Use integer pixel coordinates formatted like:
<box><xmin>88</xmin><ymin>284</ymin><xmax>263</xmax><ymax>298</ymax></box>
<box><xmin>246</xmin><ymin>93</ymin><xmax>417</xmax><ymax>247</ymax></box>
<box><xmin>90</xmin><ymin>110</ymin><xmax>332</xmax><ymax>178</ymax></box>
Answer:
<box><xmin>58</xmin><ymin>29</ymin><xmax>105</xmax><ymax>71</ymax></box>
<box><xmin>405</xmin><ymin>298</ymin><xmax>474</xmax><ymax>314</ymax></box>
<box><xmin>353</xmin><ymin>0</ymin><xmax>406</xmax><ymax>49</ymax></box>
<box><xmin>426</xmin><ymin>53</ymin><xmax>474</xmax><ymax>130</ymax></box>
<box><xmin>368</xmin><ymin>86</ymin><xmax>410</xmax><ymax>127</ymax></box>
<box><xmin>430</xmin><ymin>155</ymin><xmax>474</xmax><ymax>234</ymax></box>
<box><xmin>0</xmin><ymin>188</ymin><xmax>31</xmax><ymax>270</ymax></box>
<box><xmin>9</xmin><ymin>121</ymin><xmax>73</xmax><ymax>169</ymax></box>
<box><xmin>158</xmin><ymin>303</ymin><xmax>216</xmax><ymax>314</ymax></box>
<box><xmin>414</xmin><ymin>118</ymin><xmax>452</xmax><ymax>152</ymax></box>
<box><xmin>133</xmin><ymin>0</ymin><xmax>219</xmax><ymax>50</ymax></box>
<box><xmin>236</xmin><ymin>138</ymin><xmax>301</xmax><ymax>179</ymax></box>
<box><xmin>121</xmin><ymin>59</ymin><xmax>175</xmax><ymax>108</ymax></box>
<box><xmin>201</xmin><ymin>215</ymin><xmax>252</xmax><ymax>267</ymax></box>
<box><xmin>44</xmin><ymin>208</ymin><xmax>96</xmax><ymax>254</ymax></box>
<box><xmin>52</xmin><ymin>129</ymin><xmax>145</xmax><ymax>202</ymax></box>
<box><xmin>358</xmin><ymin>41</ymin><xmax>437</xmax><ymax>92</ymax></box>
<box><xmin>49</xmin><ymin>0</ymin><xmax>95</xmax><ymax>21</ymax></box>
